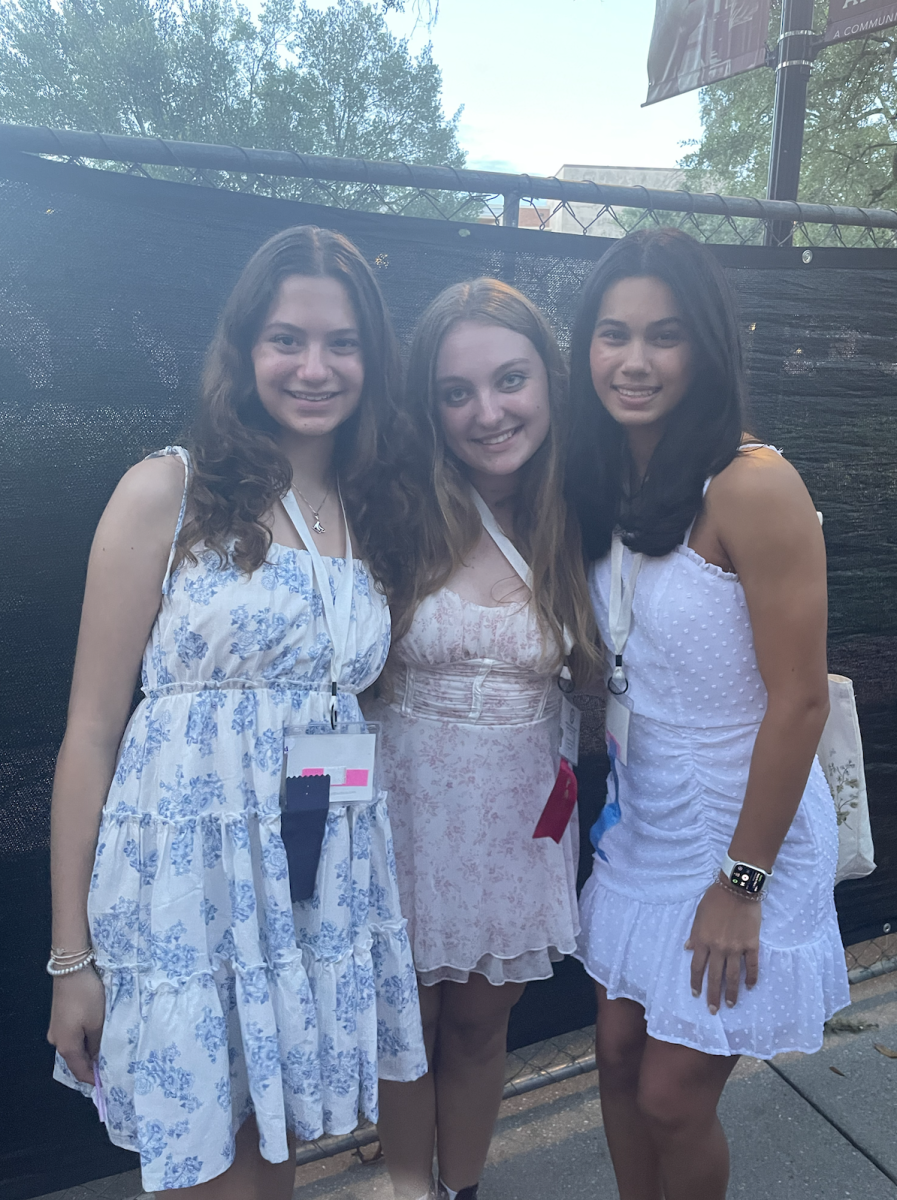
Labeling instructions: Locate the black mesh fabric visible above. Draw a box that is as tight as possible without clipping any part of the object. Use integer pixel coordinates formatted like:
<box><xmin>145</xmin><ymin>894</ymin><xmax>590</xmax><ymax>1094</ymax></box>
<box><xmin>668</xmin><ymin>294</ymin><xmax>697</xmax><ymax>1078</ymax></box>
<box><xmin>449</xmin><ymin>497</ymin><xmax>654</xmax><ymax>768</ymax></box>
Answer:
<box><xmin>1</xmin><ymin>149</ymin><xmax>895</xmax><ymax>1198</ymax></box>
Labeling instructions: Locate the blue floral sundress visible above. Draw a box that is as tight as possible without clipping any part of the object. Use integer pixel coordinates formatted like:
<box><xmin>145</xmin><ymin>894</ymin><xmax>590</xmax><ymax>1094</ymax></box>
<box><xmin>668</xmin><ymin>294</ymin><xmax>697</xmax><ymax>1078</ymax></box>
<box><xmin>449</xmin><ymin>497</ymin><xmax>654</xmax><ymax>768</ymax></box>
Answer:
<box><xmin>54</xmin><ymin>447</ymin><xmax>427</xmax><ymax>1191</ymax></box>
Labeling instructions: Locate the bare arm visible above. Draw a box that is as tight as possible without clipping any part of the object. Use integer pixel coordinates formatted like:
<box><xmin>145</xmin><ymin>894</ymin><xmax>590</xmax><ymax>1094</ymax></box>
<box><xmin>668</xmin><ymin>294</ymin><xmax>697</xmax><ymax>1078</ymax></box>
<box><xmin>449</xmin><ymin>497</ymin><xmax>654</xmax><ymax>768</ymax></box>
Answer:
<box><xmin>687</xmin><ymin>450</ymin><xmax>829</xmax><ymax>1011</ymax></box>
<box><xmin>720</xmin><ymin>450</ymin><xmax>829</xmax><ymax>867</ymax></box>
<box><xmin>48</xmin><ymin>454</ymin><xmax>186</xmax><ymax>1081</ymax></box>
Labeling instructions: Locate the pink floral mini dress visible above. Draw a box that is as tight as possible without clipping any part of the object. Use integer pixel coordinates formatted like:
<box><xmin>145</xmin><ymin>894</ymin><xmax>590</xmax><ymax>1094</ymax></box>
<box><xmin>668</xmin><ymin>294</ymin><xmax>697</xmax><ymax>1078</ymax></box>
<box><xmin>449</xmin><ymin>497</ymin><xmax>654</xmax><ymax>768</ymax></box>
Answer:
<box><xmin>368</xmin><ymin>587</ymin><xmax>579</xmax><ymax>987</ymax></box>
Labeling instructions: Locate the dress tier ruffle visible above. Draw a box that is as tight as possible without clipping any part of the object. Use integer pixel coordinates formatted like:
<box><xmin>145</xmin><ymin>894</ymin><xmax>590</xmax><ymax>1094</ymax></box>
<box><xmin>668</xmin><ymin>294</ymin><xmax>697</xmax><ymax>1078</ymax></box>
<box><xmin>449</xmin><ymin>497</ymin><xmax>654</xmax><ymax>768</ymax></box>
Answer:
<box><xmin>578</xmin><ymin>877</ymin><xmax>849</xmax><ymax>1059</ymax></box>
<box><xmin>370</xmin><ymin>587</ymin><xmax>580</xmax><ymax>987</ymax></box>
<box><xmin>576</xmin><ymin>542</ymin><xmax>850</xmax><ymax>1059</ymax></box>
<box><xmin>54</xmin><ymin>449</ymin><xmax>426</xmax><ymax>1193</ymax></box>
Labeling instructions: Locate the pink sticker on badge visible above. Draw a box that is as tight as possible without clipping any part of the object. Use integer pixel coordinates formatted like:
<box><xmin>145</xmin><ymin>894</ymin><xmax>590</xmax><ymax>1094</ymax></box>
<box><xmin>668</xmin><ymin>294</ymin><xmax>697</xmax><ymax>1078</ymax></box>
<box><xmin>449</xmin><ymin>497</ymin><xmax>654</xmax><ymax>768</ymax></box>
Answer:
<box><xmin>300</xmin><ymin>767</ymin><xmax>369</xmax><ymax>787</ymax></box>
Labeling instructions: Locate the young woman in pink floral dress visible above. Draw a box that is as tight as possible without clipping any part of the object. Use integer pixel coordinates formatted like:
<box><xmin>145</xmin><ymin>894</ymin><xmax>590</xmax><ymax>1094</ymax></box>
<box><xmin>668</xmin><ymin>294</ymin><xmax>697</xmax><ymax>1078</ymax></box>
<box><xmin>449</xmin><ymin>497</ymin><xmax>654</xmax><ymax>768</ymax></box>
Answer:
<box><xmin>366</xmin><ymin>278</ymin><xmax>599</xmax><ymax>1200</ymax></box>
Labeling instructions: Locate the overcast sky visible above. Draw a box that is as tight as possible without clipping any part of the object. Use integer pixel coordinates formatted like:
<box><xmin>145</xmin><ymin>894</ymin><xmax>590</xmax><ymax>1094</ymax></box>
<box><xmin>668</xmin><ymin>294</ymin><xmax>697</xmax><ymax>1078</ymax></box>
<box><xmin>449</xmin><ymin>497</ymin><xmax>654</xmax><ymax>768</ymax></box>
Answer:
<box><xmin>384</xmin><ymin>0</ymin><xmax>704</xmax><ymax>177</ymax></box>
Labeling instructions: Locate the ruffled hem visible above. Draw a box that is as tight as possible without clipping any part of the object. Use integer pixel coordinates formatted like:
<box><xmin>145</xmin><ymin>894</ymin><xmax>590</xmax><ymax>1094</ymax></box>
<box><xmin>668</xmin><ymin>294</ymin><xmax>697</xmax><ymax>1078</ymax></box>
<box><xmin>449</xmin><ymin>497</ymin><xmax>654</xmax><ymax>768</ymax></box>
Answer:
<box><xmin>55</xmin><ymin>916</ymin><xmax>426</xmax><ymax>1190</ymax></box>
<box><xmin>418</xmin><ymin>942</ymin><xmax>573</xmax><ymax>988</ymax></box>
<box><xmin>66</xmin><ymin>791</ymin><xmax>426</xmax><ymax>1190</ymax></box>
<box><xmin>576</xmin><ymin>877</ymin><xmax>850</xmax><ymax>1059</ymax></box>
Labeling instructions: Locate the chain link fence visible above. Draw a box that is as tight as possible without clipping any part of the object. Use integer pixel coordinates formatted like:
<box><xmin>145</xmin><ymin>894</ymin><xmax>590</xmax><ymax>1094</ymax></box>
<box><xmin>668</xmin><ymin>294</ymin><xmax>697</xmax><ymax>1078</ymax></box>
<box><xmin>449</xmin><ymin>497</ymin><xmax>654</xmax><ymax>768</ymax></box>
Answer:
<box><xmin>4</xmin><ymin>124</ymin><xmax>897</xmax><ymax>248</ymax></box>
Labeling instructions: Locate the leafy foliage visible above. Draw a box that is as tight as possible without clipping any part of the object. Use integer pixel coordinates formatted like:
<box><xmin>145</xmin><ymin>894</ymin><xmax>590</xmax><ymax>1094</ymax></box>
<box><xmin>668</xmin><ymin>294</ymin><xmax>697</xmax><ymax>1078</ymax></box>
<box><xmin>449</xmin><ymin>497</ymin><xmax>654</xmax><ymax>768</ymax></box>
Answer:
<box><xmin>681</xmin><ymin>1</ymin><xmax>897</xmax><ymax>210</ymax></box>
<box><xmin>0</xmin><ymin>0</ymin><xmax>471</xmax><ymax>214</ymax></box>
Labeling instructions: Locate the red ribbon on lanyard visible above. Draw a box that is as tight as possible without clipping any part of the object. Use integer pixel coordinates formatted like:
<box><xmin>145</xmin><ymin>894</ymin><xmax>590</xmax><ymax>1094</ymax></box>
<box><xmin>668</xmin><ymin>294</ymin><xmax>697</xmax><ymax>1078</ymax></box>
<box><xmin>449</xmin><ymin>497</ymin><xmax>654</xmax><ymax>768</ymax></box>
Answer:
<box><xmin>532</xmin><ymin>758</ymin><xmax>578</xmax><ymax>843</ymax></box>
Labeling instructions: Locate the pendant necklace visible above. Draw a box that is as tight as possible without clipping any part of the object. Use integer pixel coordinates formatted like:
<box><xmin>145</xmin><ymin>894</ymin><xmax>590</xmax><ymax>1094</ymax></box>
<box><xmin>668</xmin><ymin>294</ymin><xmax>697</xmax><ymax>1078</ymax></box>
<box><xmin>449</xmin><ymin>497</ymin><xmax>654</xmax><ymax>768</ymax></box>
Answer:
<box><xmin>291</xmin><ymin>482</ymin><xmax>331</xmax><ymax>534</ymax></box>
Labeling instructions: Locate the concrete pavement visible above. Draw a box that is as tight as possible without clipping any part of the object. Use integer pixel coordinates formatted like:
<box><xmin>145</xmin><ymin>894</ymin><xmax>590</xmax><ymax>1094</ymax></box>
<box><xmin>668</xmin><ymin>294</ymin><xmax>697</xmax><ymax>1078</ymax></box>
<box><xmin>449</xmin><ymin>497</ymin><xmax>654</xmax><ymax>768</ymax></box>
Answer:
<box><xmin>27</xmin><ymin>974</ymin><xmax>897</xmax><ymax>1200</ymax></box>
<box><xmin>289</xmin><ymin>973</ymin><xmax>897</xmax><ymax>1200</ymax></box>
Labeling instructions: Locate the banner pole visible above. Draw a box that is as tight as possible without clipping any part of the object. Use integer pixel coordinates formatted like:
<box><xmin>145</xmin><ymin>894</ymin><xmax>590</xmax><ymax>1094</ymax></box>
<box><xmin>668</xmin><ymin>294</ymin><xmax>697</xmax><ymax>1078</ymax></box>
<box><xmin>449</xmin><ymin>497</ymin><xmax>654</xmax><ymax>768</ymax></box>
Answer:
<box><xmin>765</xmin><ymin>0</ymin><xmax>818</xmax><ymax>246</ymax></box>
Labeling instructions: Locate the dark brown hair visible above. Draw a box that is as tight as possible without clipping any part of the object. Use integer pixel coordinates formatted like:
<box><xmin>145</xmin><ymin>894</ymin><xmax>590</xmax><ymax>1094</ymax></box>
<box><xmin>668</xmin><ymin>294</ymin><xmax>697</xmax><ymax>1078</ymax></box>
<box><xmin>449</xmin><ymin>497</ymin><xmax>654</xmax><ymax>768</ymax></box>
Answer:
<box><xmin>176</xmin><ymin>225</ymin><xmax>403</xmax><ymax>576</ymax></box>
<box><xmin>568</xmin><ymin>228</ymin><xmax>746</xmax><ymax>560</ymax></box>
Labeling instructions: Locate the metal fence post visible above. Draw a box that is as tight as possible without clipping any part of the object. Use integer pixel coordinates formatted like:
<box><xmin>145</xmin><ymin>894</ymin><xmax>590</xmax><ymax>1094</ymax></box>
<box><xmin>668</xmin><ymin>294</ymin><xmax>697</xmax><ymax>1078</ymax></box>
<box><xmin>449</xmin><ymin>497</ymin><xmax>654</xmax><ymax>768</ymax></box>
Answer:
<box><xmin>765</xmin><ymin>0</ymin><xmax>818</xmax><ymax>247</ymax></box>
<box><xmin>501</xmin><ymin>192</ymin><xmax>520</xmax><ymax>228</ymax></box>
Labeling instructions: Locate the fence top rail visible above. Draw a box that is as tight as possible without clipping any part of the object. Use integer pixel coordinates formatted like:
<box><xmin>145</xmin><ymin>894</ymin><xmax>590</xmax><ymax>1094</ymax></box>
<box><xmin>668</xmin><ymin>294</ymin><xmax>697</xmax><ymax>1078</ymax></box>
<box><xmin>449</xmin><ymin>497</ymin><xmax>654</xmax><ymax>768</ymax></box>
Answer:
<box><xmin>3</xmin><ymin>123</ymin><xmax>897</xmax><ymax>232</ymax></box>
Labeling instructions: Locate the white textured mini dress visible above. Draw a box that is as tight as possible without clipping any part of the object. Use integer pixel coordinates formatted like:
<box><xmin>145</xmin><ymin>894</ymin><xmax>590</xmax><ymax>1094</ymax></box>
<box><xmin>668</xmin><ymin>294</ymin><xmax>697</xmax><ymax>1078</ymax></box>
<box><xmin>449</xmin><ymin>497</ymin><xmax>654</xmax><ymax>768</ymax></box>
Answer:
<box><xmin>54</xmin><ymin>448</ymin><xmax>426</xmax><ymax>1191</ymax></box>
<box><xmin>368</xmin><ymin>587</ymin><xmax>580</xmax><ymax>987</ymax></box>
<box><xmin>576</xmin><ymin>521</ymin><xmax>850</xmax><ymax>1057</ymax></box>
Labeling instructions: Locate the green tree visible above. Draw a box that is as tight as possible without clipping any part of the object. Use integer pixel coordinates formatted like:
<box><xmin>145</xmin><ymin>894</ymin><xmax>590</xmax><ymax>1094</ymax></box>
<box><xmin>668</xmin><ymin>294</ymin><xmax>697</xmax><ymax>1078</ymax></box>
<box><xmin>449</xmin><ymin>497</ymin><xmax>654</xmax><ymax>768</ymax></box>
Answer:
<box><xmin>0</xmin><ymin>0</ymin><xmax>471</xmax><ymax>214</ymax></box>
<box><xmin>681</xmin><ymin>2</ymin><xmax>897</xmax><ymax>211</ymax></box>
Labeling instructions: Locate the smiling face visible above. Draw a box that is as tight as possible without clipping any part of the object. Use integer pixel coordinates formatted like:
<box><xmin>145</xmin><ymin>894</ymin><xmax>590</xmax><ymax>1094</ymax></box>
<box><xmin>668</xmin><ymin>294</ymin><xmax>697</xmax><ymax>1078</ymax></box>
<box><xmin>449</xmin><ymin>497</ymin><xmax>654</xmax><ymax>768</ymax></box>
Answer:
<box><xmin>589</xmin><ymin>275</ymin><xmax>694</xmax><ymax>443</ymax></box>
<box><xmin>435</xmin><ymin>320</ymin><xmax>551</xmax><ymax>485</ymax></box>
<box><xmin>250</xmin><ymin>274</ymin><xmax>364</xmax><ymax>443</ymax></box>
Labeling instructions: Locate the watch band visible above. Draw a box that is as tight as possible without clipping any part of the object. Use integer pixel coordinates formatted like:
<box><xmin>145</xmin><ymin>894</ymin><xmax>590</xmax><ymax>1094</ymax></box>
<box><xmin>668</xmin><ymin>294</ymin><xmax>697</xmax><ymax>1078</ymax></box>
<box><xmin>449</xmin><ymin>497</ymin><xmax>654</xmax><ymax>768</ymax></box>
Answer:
<box><xmin>722</xmin><ymin>853</ymin><xmax>772</xmax><ymax>896</ymax></box>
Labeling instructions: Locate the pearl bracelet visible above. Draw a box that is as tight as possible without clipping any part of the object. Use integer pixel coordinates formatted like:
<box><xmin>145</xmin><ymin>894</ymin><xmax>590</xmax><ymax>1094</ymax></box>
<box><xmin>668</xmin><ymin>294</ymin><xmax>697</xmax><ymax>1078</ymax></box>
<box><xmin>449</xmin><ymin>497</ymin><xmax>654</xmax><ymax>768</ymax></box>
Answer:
<box><xmin>47</xmin><ymin>949</ymin><xmax>97</xmax><ymax>976</ymax></box>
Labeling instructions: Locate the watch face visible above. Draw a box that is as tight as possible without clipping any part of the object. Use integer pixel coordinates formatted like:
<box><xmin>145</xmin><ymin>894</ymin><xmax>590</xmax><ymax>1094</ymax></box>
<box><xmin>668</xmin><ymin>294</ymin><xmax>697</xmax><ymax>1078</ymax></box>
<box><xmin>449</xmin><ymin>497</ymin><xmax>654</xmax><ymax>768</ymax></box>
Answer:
<box><xmin>730</xmin><ymin>863</ymin><xmax>766</xmax><ymax>894</ymax></box>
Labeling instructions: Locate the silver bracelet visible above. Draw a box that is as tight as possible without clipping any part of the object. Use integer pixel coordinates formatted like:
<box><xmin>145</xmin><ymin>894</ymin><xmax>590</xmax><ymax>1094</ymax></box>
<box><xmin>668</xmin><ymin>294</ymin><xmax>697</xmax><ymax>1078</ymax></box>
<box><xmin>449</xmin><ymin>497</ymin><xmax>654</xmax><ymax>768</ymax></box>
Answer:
<box><xmin>47</xmin><ymin>949</ymin><xmax>97</xmax><ymax>976</ymax></box>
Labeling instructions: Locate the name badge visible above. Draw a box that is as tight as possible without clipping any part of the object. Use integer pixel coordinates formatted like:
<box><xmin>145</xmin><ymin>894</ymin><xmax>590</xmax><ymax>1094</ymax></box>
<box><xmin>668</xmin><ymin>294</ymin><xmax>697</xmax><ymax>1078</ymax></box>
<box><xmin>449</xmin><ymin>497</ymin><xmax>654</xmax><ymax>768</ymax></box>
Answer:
<box><xmin>285</xmin><ymin>726</ymin><xmax>378</xmax><ymax>805</ymax></box>
<box><xmin>605</xmin><ymin>693</ymin><xmax>631</xmax><ymax>766</ymax></box>
<box><xmin>559</xmin><ymin>696</ymin><xmax>581</xmax><ymax>766</ymax></box>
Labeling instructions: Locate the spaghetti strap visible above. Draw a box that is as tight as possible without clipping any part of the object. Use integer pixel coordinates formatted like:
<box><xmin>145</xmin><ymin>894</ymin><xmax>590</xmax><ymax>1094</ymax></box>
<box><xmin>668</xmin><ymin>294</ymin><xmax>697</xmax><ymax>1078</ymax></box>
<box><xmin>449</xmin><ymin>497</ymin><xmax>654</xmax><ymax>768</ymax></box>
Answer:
<box><xmin>682</xmin><ymin>445</ymin><xmax>784</xmax><ymax>547</ymax></box>
<box><xmin>145</xmin><ymin>445</ymin><xmax>191</xmax><ymax>593</ymax></box>
<box><xmin>681</xmin><ymin>477</ymin><xmax>712</xmax><ymax>548</ymax></box>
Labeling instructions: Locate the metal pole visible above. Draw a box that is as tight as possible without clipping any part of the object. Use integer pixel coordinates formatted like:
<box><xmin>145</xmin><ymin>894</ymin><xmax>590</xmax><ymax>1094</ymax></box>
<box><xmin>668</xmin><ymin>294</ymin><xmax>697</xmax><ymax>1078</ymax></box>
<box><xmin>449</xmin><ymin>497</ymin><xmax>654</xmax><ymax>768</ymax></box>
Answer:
<box><xmin>765</xmin><ymin>0</ymin><xmax>817</xmax><ymax>247</ymax></box>
<box><xmin>501</xmin><ymin>191</ymin><xmax>520</xmax><ymax>227</ymax></box>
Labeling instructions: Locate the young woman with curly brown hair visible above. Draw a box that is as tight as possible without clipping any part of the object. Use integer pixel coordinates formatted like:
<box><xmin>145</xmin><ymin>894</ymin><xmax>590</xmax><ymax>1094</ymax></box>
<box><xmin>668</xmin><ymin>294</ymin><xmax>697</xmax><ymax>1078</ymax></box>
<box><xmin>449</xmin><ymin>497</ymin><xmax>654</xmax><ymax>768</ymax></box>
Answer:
<box><xmin>47</xmin><ymin>225</ymin><xmax>426</xmax><ymax>1199</ymax></box>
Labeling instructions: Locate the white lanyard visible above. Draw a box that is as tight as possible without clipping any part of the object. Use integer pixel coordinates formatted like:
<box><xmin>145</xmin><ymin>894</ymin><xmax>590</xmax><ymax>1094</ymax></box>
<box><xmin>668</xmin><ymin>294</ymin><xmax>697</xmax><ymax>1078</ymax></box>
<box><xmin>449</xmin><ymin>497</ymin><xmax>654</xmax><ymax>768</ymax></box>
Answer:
<box><xmin>281</xmin><ymin>489</ymin><xmax>354</xmax><ymax>726</ymax></box>
<box><xmin>607</xmin><ymin>534</ymin><xmax>643</xmax><ymax>695</ymax></box>
<box><xmin>469</xmin><ymin>488</ymin><xmax>574</xmax><ymax>669</ymax></box>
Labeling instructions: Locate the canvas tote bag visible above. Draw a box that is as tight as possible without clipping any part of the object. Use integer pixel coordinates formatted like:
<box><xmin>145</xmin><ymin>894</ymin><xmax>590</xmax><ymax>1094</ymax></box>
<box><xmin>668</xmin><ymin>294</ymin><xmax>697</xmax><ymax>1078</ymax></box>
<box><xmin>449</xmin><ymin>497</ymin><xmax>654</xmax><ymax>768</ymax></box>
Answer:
<box><xmin>813</xmin><ymin>510</ymin><xmax>875</xmax><ymax>883</ymax></box>
<box><xmin>818</xmin><ymin>675</ymin><xmax>876</xmax><ymax>884</ymax></box>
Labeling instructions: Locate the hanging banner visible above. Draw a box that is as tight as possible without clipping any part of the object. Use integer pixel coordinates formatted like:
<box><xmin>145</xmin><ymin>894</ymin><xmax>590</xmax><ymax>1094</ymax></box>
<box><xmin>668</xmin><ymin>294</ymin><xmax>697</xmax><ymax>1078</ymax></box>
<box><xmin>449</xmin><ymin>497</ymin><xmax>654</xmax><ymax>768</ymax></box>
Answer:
<box><xmin>645</xmin><ymin>0</ymin><xmax>772</xmax><ymax>105</ymax></box>
<box><xmin>825</xmin><ymin>0</ymin><xmax>897</xmax><ymax>45</ymax></box>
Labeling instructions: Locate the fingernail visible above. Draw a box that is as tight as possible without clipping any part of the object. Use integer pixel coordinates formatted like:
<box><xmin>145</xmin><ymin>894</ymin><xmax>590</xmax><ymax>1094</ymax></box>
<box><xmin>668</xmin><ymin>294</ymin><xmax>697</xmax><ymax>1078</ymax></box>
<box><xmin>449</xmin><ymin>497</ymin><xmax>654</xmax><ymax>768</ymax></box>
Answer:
<box><xmin>726</xmin><ymin>999</ymin><xmax>735</xmax><ymax>1008</ymax></box>
<box><xmin>692</xmin><ymin>988</ymin><xmax>700</xmax><ymax>997</ymax></box>
<box><xmin>708</xmin><ymin>1004</ymin><xmax>719</xmax><ymax>1015</ymax></box>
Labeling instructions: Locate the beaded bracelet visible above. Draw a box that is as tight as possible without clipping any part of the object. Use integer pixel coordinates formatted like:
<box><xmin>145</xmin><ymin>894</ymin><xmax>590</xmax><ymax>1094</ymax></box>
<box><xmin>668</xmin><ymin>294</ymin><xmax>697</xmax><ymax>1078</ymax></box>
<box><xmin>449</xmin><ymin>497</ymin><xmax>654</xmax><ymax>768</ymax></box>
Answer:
<box><xmin>714</xmin><ymin>875</ymin><xmax>764</xmax><ymax>903</ymax></box>
<box><xmin>46</xmin><ymin>948</ymin><xmax>97</xmax><ymax>976</ymax></box>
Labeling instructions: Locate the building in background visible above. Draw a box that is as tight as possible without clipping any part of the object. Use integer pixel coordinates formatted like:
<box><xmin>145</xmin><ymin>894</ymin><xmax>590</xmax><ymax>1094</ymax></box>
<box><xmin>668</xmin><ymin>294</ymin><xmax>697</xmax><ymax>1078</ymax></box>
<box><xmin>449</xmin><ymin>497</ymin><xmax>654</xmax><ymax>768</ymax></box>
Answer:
<box><xmin>544</xmin><ymin>164</ymin><xmax>685</xmax><ymax>236</ymax></box>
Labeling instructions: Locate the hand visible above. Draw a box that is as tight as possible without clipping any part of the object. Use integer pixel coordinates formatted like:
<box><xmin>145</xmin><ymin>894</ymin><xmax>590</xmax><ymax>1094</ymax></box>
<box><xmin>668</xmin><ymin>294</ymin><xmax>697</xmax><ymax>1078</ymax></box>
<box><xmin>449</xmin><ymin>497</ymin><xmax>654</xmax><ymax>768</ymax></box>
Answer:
<box><xmin>685</xmin><ymin>878</ymin><xmax>761</xmax><ymax>1013</ymax></box>
<box><xmin>47</xmin><ymin>968</ymin><xmax>106</xmax><ymax>1084</ymax></box>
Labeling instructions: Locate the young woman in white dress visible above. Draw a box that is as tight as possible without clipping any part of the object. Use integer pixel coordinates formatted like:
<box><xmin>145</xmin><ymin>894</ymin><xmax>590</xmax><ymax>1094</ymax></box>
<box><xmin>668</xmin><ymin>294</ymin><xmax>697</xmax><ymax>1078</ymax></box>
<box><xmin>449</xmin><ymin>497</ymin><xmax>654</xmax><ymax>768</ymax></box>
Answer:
<box><xmin>47</xmin><ymin>226</ymin><xmax>426</xmax><ymax>1198</ymax></box>
<box><xmin>568</xmin><ymin>228</ymin><xmax>850</xmax><ymax>1200</ymax></box>
<box><xmin>367</xmin><ymin>279</ymin><xmax>599</xmax><ymax>1200</ymax></box>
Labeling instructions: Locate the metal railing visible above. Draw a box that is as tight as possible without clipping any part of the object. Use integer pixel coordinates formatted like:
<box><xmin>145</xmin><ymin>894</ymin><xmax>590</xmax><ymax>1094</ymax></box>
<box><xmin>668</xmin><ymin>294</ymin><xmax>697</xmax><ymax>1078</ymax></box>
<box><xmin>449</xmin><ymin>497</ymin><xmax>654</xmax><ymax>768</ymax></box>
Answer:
<box><xmin>4</xmin><ymin>124</ymin><xmax>897</xmax><ymax>248</ymax></box>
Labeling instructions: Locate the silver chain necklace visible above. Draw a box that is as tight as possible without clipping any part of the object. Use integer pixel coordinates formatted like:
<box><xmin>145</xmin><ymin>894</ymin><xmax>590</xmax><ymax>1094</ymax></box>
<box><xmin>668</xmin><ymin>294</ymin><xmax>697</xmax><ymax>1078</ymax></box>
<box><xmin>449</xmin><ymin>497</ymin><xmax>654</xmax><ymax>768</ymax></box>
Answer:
<box><xmin>290</xmin><ymin>482</ymin><xmax>331</xmax><ymax>534</ymax></box>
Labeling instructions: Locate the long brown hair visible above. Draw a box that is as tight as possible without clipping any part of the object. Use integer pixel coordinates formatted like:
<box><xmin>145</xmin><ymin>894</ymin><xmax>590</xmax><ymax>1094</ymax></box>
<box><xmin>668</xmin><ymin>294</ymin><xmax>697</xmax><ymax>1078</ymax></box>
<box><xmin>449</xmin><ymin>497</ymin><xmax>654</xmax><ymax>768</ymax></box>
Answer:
<box><xmin>176</xmin><ymin>225</ymin><xmax>403</xmax><ymax>576</ymax></box>
<box><xmin>388</xmin><ymin>277</ymin><xmax>600</xmax><ymax>681</ymax></box>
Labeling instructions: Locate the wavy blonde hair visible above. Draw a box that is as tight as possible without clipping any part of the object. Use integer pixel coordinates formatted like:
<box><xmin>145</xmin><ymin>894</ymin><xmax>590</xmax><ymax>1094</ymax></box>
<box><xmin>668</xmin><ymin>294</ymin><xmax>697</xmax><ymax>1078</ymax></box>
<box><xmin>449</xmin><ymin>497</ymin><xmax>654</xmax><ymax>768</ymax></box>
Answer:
<box><xmin>386</xmin><ymin>277</ymin><xmax>600</xmax><ymax>683</ymax></box>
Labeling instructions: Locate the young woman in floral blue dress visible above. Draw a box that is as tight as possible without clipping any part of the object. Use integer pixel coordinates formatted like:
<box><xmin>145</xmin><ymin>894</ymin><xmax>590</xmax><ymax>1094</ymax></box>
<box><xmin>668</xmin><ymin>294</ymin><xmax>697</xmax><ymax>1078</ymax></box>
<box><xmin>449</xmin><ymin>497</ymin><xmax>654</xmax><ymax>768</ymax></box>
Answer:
<box><xmin>47</xmin><ymin>226</ymin><xmax>426</xmax><ymax>1198</ymax></box>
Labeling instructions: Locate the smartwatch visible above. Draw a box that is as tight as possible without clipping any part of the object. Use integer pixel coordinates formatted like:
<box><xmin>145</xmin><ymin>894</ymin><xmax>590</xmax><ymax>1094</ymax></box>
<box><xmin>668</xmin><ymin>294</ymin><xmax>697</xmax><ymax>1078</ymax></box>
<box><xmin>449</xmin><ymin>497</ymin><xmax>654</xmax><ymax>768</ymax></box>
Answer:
<box><xmin>721</xmin><ymin>853</ymin><xmax>772</xmax><ymax>897</ymax></box>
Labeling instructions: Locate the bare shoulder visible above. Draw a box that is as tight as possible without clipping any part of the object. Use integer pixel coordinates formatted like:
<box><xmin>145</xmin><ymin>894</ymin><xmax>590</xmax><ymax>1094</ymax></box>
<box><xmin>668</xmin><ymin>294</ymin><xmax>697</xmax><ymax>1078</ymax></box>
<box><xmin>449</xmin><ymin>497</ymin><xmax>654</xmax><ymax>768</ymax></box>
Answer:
<box><xmin>116</xmin><ymin>452</ymin><xmax>186</xmax><ymax>503</ymax></box>
<box><xmin>707</xmin><ymin>446</ymin><xmax>815</xmax><ymax>526</ymax></box>
<box><xmin>96</xmin><ymin>452</ymin><xmax>187</xmax><ymax>548</ymax></box>
<box><xmin>107</xmin><ymin>453</ymin><xmax>186</xmax><ymax>519</ymax></box>
<box><xmin>707</xmin><ymin>447</ymin><xmax>823</xmax><ymax>573</ymax></box>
